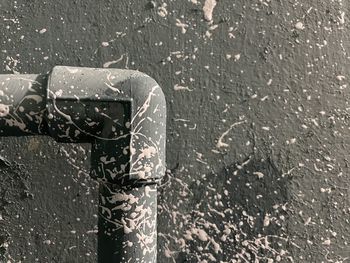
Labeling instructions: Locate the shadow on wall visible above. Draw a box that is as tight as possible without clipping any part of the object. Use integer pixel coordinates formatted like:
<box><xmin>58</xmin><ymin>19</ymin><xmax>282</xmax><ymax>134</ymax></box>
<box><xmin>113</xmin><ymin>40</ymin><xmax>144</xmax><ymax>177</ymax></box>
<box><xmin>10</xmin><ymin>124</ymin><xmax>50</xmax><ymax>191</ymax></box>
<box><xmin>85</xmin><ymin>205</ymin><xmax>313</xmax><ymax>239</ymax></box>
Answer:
<box><xmin>159</xmin><ymin>155</ymin><xmax>295</xmax><ymax>262</ymax></box>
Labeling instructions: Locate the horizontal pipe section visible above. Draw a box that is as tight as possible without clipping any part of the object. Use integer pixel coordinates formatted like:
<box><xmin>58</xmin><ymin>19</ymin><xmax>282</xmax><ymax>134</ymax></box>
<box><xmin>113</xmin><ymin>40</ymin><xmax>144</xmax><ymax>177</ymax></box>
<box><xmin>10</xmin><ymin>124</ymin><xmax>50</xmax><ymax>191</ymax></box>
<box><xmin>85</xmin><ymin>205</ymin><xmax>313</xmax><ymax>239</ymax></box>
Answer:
<box><xmin>0</xmin><ymin>74</ymin><xmax>48</xmax><ymax>136</ymax></box>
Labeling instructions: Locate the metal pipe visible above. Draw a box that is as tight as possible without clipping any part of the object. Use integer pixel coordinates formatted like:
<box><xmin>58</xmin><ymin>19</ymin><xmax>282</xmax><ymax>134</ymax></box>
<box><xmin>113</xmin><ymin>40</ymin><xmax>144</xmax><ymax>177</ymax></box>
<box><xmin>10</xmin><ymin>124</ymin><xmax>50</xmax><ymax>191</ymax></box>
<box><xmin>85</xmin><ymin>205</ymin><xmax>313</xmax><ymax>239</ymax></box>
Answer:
<box><xmin>0</xmin><ymin>66</ymin><xmax>166</xmax><ymax>263</ymax></box>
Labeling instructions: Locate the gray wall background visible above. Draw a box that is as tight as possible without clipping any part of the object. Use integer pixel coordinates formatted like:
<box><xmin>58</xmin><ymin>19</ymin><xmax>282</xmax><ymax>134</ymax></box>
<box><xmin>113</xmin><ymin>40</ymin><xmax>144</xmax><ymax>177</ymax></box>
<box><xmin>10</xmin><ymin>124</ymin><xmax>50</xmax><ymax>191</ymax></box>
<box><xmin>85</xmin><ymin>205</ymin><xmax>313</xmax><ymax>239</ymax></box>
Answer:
<box><xmin>0</xmin><ymin>0</ymin><xmax>349</xmax><ymax>262</ymax></box>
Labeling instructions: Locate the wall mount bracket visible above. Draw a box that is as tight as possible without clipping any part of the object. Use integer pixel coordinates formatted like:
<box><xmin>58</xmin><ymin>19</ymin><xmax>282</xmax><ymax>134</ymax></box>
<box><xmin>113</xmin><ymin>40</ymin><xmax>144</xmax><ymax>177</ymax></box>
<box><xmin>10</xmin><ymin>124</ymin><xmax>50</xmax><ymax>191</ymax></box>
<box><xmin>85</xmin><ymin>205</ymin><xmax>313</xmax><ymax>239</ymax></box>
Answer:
<box><xmin>0</xmin><ymin>66</ymin><xmax>166</xmax><ymax>263</ymax></box>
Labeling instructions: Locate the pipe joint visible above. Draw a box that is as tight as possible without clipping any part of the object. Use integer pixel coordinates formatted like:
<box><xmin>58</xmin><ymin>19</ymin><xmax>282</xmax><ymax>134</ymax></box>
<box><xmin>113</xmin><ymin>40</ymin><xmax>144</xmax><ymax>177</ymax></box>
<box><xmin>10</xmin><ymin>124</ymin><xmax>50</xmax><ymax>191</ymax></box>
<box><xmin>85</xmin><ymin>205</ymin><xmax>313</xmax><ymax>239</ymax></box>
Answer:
<box><xmin>46</xmin><ymin>66</ymin><xmax>166</xmax><ymax>185</ymax></box>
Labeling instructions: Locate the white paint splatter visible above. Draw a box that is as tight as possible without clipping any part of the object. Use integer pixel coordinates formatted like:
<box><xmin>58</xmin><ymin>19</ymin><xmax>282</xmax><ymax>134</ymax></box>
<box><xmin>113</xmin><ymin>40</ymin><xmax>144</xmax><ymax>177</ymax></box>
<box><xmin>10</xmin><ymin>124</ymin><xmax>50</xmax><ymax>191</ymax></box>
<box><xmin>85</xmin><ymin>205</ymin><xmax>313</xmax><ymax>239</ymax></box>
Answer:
<box><xmin>174</xmin><ymin>84</ymin><xmax>193</xmax><ymax>91</ymax></box>
<box><xmin>336</xmin><ymin>75</ymin><xmax>345</xmax><ymax>81</ymax></box>
<box><xmin>157</xmin><ymin>3</ymin><xmax>168</xmax><ymax>17</ymax></box>
<box><xmin>103</xmin><ymin>54</ymin><xmax>125</xmax><ymax>68</ymax></box>
<box><xmin>339</xmin><ymin>12</ymin><xmax>345</xmax><ymax>24</ymax></box>
<box><xmin>216</xmin><ymin>120</ymin><xmax>246</xmax><ymax>148</ymax></box>
<box><xmin>304</xmin><ymin>217</ymin><xmax>312</xmax><ymax>225</ymax></box>
<box><xmin>203</xmin><ymin>0</ymin><xmax>217</xmax><ymax>22</ymax></box>
<box><xmin>43</xmin><ymin>240</ymin><xmax>52</xmax><ymax>245</ymax></box>
<box><xmin>322</xmin><ymin>239</ymin><xmax>331</xmax><ymax>246</ymax></box>
<box><xmin>0</xmin><ymin>104</ymin><xmax>9</xmax><ymax>117</ymax></box>
<box><xmin>253</xmin><ymin>172</ymin><xmax>265</xmax><ymax>179</ymax></box>
<box><xmin>295</xmin><ymin>22</ymin><xmax>305</xmax><ymax>30</ymax></box>
<box><xmin>175</xmin><ymin>19</ymin><xmax>189</xmax><ymax>34</ymax></box>
<box><xmin>263</xmin><ymin>214</ymin><xmax>270</xmax><ymax>227</ymax></box>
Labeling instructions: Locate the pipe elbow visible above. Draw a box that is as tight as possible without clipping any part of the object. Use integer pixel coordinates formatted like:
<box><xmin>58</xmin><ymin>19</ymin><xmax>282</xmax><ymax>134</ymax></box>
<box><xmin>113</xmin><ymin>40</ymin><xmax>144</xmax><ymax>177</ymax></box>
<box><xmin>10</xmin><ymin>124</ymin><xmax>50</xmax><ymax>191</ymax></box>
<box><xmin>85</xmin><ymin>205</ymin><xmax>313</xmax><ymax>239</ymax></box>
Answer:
<box><xmin>126</xmin><ymin>72</ymin><xmax>167</xmax><ymax>185</ymax></box>
<box><xmin>46</xmin><ymin>66</ymin><xmax>166</xmax><ymax>185</ymax></box>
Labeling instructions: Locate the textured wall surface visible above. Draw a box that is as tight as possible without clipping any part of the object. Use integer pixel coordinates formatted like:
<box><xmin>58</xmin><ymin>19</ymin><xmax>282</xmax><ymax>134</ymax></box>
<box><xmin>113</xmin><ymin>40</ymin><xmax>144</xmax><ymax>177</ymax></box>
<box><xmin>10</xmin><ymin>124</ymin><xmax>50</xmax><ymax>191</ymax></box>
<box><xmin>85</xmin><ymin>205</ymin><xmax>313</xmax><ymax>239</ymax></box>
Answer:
<box><xmin>0</xmin><ymin>0</ymin><xmax>350</xmax><ymax>262</ymax></box>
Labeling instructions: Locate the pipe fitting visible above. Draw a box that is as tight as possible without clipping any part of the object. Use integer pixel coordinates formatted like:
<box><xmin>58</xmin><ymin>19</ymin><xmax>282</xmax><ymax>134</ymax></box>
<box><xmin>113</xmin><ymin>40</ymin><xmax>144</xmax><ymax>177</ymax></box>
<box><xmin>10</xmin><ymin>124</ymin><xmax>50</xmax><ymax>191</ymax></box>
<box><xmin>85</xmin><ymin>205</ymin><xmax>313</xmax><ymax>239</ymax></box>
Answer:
<box><xmin>46</xmin><ymin>66</ymin><xmax>166</xmax><ymax>186</ymax></box>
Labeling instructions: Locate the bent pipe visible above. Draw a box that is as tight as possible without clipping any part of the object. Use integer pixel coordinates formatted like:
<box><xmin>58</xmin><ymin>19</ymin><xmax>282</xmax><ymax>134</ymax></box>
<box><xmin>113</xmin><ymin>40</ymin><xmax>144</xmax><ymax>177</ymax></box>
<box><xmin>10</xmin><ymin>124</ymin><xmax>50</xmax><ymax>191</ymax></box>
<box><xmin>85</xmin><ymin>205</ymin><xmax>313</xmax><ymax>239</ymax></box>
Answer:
<box><xmin>0</xmin><ymin>66</ymin><xmax>166</xmax><ymax>263</ymax></box>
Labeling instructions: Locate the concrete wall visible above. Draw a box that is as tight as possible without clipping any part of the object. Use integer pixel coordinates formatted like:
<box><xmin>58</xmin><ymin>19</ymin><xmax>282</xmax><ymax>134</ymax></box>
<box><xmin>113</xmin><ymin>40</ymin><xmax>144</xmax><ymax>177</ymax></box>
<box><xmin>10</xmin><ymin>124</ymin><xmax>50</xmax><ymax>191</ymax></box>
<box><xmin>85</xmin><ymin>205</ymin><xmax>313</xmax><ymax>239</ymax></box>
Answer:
<box><xmin>0</xmin><ymin>0</ymin><xmax>349</xmax><ymax>262</ymax></box>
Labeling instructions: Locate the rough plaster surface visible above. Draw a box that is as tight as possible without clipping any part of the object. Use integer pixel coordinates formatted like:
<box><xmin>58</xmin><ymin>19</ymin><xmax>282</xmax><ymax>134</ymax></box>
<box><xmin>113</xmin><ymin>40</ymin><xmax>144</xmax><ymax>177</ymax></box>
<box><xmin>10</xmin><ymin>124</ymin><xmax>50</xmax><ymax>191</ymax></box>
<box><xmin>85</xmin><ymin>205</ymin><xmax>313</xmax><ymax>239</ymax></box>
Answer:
<box><xmin>0</xmin><ymin>0</ymin><xmax>350</xmax><ymax>262</ymax></box>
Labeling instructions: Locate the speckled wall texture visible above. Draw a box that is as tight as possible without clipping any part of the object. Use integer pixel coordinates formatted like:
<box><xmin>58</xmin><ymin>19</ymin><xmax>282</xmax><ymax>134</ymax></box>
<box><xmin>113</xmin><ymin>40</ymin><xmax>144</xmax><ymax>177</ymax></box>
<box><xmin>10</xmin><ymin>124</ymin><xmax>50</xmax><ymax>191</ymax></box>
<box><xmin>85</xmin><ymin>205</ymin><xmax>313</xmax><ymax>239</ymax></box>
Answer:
<box><xmin>0</xmin><ymin>0</ymin><xmax>349</xmax><ymax>262</ymax></box>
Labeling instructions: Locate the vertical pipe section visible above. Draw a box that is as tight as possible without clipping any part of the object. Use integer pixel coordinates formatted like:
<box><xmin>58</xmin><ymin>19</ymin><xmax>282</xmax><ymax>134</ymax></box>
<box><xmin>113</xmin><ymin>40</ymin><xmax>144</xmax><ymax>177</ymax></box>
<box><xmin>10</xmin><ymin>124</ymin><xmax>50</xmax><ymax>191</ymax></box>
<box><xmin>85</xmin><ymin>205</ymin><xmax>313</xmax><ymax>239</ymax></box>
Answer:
<box><xmin>98</xmin><ymin>183</ymin><xmax>157</xmax><ymax>263</ymax></box>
